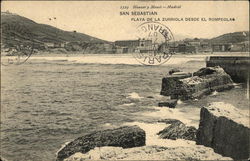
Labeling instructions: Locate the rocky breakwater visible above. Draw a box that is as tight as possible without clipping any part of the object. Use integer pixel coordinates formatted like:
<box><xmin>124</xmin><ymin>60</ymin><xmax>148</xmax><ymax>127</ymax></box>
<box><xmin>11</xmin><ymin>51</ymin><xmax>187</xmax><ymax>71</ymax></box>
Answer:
<box><xmin>56</xmin><ymin>126</ymin><xmax>145</xmax><ymax>161</ymax></box>
<box><xmin>196</xmin><ymin>102</ymin><xmax>250</xmax><ymax>160</ymax></box>
<box><xmin>160</xmin><ymin>66</ymin><xmax>234</xmax><ymax>100</ymax></box>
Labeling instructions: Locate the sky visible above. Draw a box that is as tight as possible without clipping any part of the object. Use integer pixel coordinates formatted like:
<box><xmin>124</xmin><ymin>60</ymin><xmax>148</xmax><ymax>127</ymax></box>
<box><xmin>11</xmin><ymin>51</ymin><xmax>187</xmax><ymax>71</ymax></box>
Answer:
<box><xmin>2</xmin><ymin>1</ymin><xmax>249</xmax><ymax>41</ymax></box>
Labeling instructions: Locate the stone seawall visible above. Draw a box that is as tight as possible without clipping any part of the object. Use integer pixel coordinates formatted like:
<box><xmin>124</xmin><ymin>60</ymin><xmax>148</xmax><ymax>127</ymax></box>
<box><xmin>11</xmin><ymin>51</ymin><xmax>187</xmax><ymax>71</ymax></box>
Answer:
<box><xmin>196</xmin><ymin>102</ymin><xmax>250</xmax><ymax>160</ymax></box>
<box><xmin>206</xmin><ymin>56</ymin><xmax>250</xmax><ymax>83</ymax></box>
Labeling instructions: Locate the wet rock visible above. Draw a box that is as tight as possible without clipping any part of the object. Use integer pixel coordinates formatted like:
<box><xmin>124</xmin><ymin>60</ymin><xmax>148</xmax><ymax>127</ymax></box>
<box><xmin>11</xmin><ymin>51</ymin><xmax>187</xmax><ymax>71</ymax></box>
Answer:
<box><xmin>157</xmin><ymin>121</ymin><xmax>197</xmax><ymax>141</ymax></box>
<box><xmin>169</xmin><ymin>68</ymin><xmax>181</xmax><ymax>75</ymax></box>
<box><xmin>158</xmin><ymin>118</ymin><xmax>182</xmax><ymax>124</ymax></box>
<box><xmin>196</xmin><ymin>102</ymin><xmax>250</xmax><ymax>160</ymax></box>
<box><xmin>158</xmin><ymin>99</ymin><xmax>177</xmax><ymax>108</ymax></box>
<box><xmin>193</xmin><ymin>67</ymin><xmax>220</xmax><ymax>76</ymax></box>
<box><xmin>160</xmin><ymin>66</ymin><xmax>234</xmax><ymax>100</ymax></box>
<box><xmin>0</xmin><ymin>157</ymin><xmax>8</xmax><ymax>161</ymax></box>
<box><xmin>160</xmin><ymin>73</ymin><xmax>191</xmax><ymax>97</ymax></box>
<box><xmin>56</xmin><ymin>126</ymin><xmax>145</xmax><ymax>161</ymax></box>
<box><xmin>64</xmin><ymin>145</ymin><xmax>232</xmax><ymax>161</ymax></box>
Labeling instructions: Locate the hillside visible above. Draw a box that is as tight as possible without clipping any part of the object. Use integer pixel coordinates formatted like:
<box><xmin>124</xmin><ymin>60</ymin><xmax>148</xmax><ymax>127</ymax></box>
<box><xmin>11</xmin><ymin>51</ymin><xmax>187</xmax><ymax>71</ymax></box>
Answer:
<box><xmin>1</xmin><ymin>12</ymin><xmax>108</xmax><ymax>52</ymax></box>
<box><xmin>209</xmin><ymin>31</ymin><xmax>249</xmax><ymax>44</ymax></box>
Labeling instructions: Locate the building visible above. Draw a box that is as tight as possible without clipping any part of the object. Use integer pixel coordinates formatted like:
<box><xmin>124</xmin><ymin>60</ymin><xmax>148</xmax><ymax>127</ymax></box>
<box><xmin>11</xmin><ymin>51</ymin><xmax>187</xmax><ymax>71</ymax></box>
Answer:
<box><xmin>199</xmin><ymin>42</ymin><xmax>212</xmax><ymax>52</ymax></box>
<box><xmin>114</xmin><ymin>39</ymin><xmax>153</xmax><ymax>53</ymax></box>
<box><xmin>103</xmin><ymin>43</ymin><xmax>115</xmax><ymax>53</ymax></box>
<box><xmin>184</xmin><ymin>39</ymin><xmax>201</xmax><ymax>46</ymax></box>
<box><xmin>212</xmin><ymin>43</ymin><xmax>232</xmax><ymax>52</ymax></box>
<box><xmin>44</xmin><ymin>42</ymin><xmax>66</xmax><ymax>48</ymax></box>
<box><xmin>231</xmin><ymin>41</ymin><xmax>249</xmax><ymax>52</ymax></box>
<box><xmin>177</xmin><ymin>44</ymin><xmax>197</xmax><ymax>53</ymax></box>
<box><xmin>138</xmin><ymin>39</ymin><xmax>153</xmax><ymax>53</ymax></box>
<box><xmin>114</xmin><ymin>40</ymin><xmax>139</xmax><ymax>53</ymax></box>
<box><xmin>44</xmin><ymin>42</ymin><xmax>54</xmax><ymax>48</ymax></box>
<box><xmin>115</xmin><ymin>40</ymin><xmax>139</xmax><ymax>48</ymax></box>
<box><xmin>114</xmin><ymin>46</ymin><xmax>129</xmax><ymax>54</ymax></box>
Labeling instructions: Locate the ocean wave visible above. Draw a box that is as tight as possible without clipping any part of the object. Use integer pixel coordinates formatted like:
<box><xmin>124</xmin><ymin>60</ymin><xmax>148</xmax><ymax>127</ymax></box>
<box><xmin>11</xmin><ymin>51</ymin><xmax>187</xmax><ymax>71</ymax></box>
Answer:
<box><xmin>56</xmin><ymin>141</ymin><xmax>71</xmax><ymax>156</ymax></box>
<box><xmin>120</xmin><ymin>103</ymin><xmax>135</xmax><ymax>106</ymax></box>
<box><xmin>211</xmin><ymin>90</ymin><xmax>219</xmax><ymax>96</ymax></box>
<box><xmin>127</xmin><ymin>92</ymin><xmax>144</xmax><ymax>99</ymax></box>
<box><xmin>123</xmin><ymin>121</ymin><xmax>195</xmax><ymax>147</ymax></box>
<box><xmin>29</xmin><ymin>55</ymin><xmax>206</xmax><ymax>66</ymax></box>
<box><xmin>141</xmin><ymin>106</ymin><xmax>200</xmax><ymax>128</ymax></box>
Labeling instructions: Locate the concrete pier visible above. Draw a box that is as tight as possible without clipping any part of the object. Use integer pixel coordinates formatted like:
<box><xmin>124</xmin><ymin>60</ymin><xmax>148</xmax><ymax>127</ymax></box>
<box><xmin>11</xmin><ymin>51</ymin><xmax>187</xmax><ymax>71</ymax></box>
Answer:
<box><xmin>206</xmin><ymin>56</ymin><xmax>250</xmax><ymax>83</ymax></box>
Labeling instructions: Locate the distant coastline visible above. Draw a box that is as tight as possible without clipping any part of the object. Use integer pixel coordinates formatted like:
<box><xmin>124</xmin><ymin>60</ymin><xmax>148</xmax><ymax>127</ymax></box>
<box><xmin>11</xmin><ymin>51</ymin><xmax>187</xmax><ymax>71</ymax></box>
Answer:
<box><xmin>1</xmin><ymin>12</ymin><xmax>249</xmax><ymax>55</ymax></box>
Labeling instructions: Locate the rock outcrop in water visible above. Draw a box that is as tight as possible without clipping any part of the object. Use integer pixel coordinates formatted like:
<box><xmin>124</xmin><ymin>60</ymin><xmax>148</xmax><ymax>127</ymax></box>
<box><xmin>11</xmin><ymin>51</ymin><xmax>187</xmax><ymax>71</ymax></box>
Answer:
<box><xmin>64</xmin><ymin>145</ymin><xmax>232</xmax><ymax>160</ymax></box>
<box><xmin>157</xmin><ymin>119</ymin><xmax>197</xmax><ymax>141</ymax></box>
<box><xmin>168</xmin><ymin>68</ymin><xmax>181</xmax><ymax>75</ymax></box>
<box><xmin>196</xmin><ymin>102</ymin><xmax>250</xmax><ymax>160</ymax></box>
<box><xmin>160</xmin><ymin>66</ymin><xmax>234</xmax><ymax>100</ymax></box>
<box><xmin>158</xmin><ymin>99</ymin><xmax>177</xmax><ymax>108</ymax></box>
<box><xmin>56</xmin><ymin>126</ymin><xmax>145</xmax><ymax>161</ymax></box>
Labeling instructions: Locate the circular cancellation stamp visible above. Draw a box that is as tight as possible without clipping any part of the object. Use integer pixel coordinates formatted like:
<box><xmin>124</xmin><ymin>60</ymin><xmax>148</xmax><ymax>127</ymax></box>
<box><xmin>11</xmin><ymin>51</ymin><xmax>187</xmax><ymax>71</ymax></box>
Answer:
<box><xmin>1</xmin><ymin>23</ymin><xmax>34</xmax><ymax>66</ymax></box>
<box><xmin>133</xmin><ymin>22</ymin><xmax>175</xmax><ymax>65</ymax></box>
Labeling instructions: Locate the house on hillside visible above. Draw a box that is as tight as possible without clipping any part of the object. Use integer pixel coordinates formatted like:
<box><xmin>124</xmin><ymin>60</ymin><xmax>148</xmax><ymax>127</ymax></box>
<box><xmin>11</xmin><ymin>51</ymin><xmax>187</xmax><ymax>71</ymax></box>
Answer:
<box><xmin>44</xmin><ymin>42</ymin><xmax>54</xmax><ymax>48</ymax></box>
<box><xmin>44</xmin><ymin>42</ymin><xmax>66</xmax><ymax>49</ymax></box>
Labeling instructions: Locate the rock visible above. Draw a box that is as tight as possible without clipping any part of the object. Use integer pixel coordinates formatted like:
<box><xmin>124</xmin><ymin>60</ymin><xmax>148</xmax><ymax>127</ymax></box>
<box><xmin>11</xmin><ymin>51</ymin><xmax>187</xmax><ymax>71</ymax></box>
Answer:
<box><xmin>64</xmin><ymin>145</ymin><xmax>232</xmax><ymax>161</ymax></box>
<box><xmin>193</xmin><ymin>67</ymin><xmax>222</xmax><ymax>76</ymax></box>
<box><xmin>0</xmin><ymin>157</ymin><xmax>8</xmax><ymax>161</ymax></box>
<box><xmin>160</xmin><ymin>73</ymin><xmax>191</xmax><ymax>97</ymax></box>
<box><xmin>196</xmin><ymin>102</ymin><xmax>250</xmax><ymax>160</ymax></box>
<box><xmin>172</xmin><ymin>72</ymin><xmax>191</xmax><ymax>76</ymax></box>
<box><xmin>158</xmin><ymin>99</ymin><xmax>177</xmax><ymax>108</ymax></box>
<box><xmin>160</xmin><ymin>66</ymin><xmax>234</xmax><ymax>100</ymax></box>
<box><xmin>56</xmin><ymin>126</ymin><xmax>145</xmax><ymax>161</ymax></box>
<box><xmin>157</xmin><ymin>121</ymin><xmax>197</xmax><ymax>141</ymax></box>
<box><xmin>169</xmin><ymin>68</ymin><xmax>181</xmax><ymax>75</ymax></box>
<box><xmin>158</xmin><ymin>119</ymin><xmax>182</xmax><ymax>125</ymax></box>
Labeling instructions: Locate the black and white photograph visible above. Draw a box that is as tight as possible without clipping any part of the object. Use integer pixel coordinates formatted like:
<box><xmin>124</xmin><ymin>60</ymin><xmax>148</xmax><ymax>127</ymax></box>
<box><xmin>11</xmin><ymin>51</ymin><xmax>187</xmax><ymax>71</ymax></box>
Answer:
<box><xmin>1</xmin><ymin>1</ymin><xmax>249</xmax><ymax>161</ymax></box>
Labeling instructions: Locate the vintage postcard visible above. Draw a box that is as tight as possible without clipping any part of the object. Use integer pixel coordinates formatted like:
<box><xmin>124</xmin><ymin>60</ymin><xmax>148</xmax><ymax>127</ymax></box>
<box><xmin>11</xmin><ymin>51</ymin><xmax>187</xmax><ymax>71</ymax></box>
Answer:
<box><xmin>1</xmin><ymin>1</ymin><xmax>249</xmax><ymax>161</ymax></box>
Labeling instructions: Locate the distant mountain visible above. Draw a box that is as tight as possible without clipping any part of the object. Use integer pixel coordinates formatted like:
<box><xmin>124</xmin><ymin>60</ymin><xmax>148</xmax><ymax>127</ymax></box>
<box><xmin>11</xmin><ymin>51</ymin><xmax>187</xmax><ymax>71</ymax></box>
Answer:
<box><xmin>1</xmin><ymin>12</ymin><xmax>108</xmax><ymax>52</ymax></box>
<box><xmin>209</xmin><ymin>31</ymin><xmax>249</xmax><ymax>44</ymax></box>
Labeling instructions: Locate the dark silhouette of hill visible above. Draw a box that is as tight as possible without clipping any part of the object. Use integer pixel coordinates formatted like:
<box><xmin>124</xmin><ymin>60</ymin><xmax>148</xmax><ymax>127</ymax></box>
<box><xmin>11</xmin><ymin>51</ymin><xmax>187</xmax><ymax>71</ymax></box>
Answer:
<box><xmin>1</xmin><ymin>12</ymin><xmax>107</xmax><ymax>51</ymax></box>
<box><xmin>209</xmin><ymin>31</ymin><xmax>249</xmax><ymax>44</ymax></box>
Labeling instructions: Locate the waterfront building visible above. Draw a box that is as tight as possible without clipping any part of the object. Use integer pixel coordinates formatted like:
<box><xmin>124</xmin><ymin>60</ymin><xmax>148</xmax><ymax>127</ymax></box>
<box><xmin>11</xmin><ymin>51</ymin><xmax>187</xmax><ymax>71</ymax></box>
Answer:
<box><xmin>212</xmin><ymin>43</ymin><xmax>232</xmax><ymax>52</ymax></box>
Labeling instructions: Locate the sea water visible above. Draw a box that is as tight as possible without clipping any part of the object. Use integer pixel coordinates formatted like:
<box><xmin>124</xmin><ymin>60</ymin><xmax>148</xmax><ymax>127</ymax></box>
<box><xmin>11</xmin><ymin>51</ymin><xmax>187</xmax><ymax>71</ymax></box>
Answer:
<box><xmin>1</xmin><ymin>54</ymin><xmax>248</xmax><ymax>161</ymax></box>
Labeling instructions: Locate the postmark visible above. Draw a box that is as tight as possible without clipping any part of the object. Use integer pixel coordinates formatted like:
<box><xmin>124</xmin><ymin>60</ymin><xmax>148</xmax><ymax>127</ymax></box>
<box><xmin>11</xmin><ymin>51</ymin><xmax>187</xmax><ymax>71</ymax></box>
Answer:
<box><xmin>133</xmin><ymin>21</ymin><xmax>175</xmax><ymax>65</ymax></box>
<box><xmin>1</xmin><ymin>22</ymin><xmax>34</xmax><ymax>66</ymax></box>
